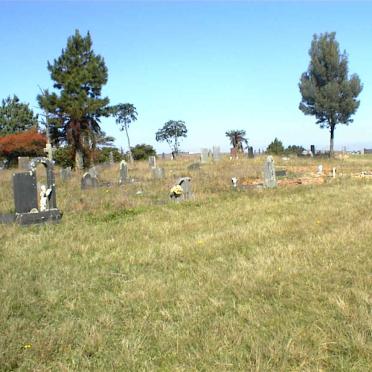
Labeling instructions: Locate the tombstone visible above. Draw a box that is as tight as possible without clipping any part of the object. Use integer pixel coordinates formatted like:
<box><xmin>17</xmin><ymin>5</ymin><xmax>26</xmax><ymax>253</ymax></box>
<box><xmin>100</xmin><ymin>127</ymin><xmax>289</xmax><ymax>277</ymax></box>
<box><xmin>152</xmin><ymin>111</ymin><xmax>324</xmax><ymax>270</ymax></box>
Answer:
<box><xmin>148</xmin><ymin>156</ymin><xmax>156</xmax><ymax>168</ymax></box>
<box><xmin>162</xmin><ymin>153</ymin><xmax>166</xmax><ymax>160</ymax></box>
<box><xmin>310</xmin><ymin>145</ymin><xmax>316</xmax><ymax>157</ymax></box>
<box><xmin>200</xmin><ymin>148</ymin><xmax>209</xmax><ymax>163</ymax></box>
<box><xmin>0</xmin><ymin>159</ymin><xmax>9</xmax><ymax>170</ymax></box>
<box><xmin>212</xmin><ymin>146</ymin><xmax>221</xmax><ymax>161</ymax></box>
<box><xmin>18</xmin><ymin>156</ymin><xmax>30</xmax><ymax>170</ymax></box>
<box><xmin>263</xmin><ymin>156</ymin><xmax>277</xmax><ymax>188</ymax></box>
<box><xmin>317</xmin><ymin>164</ymin><xmax>323</xmax><ymax>175</ymax></box>
<box><xmin>177</xmin><ymin>177</ymin><xmax>192</xmax><ymax>200</ymax></box>
<box><xmin>152</xmin><ymin>167</ymin><xmax>165</xmax><ymax>179</ymax></box>
<box><xmin>60</xmin><ymin>167</ymin><xmax>72</xmax><ymax>182</ymax></box>
<box><xmin>88</xmin><ymin>166</ymin><xmax>98</xmax><ymax>178</ymax></box>
<box><xmin>363</xmin><ymin>148</ymin><xmax>372</xmax><ymax>154</ymax></box>
<box><xmin>248</xmin><ymin>146</ymin><xmax>254</xmax><ymax>159</ymax></box>
<box><xmin>119</xmin><ymin>160</ymin><xmax>128</xmax><ymax>184</ymax></box>
<box><xmin>13</xmin><ymin>171</ymin><xmax>38</xmax><ymax>213</ymax></box>
<box><xmin>187</xmin><ymin>162</ymin><xmax>201</xmax><ymax>171</ymax></box>
<box><xmin>275</xmin><ymin>170</ymin><xmax>286</xmax><ymax>177</ymax></box>
<box><xmin>81</xmin><ymin>173</ymin><xmax>99</xmax><ymax>189</ymax></box>
<box><xmin>332</xmin><ymin>167</ymin><xmax>336</xmax><ymax>178</ymax></box>
<box><xmin>109</xmin><ymin>151</ymin><xmax>114</xmax><ymax>165</ymax></box>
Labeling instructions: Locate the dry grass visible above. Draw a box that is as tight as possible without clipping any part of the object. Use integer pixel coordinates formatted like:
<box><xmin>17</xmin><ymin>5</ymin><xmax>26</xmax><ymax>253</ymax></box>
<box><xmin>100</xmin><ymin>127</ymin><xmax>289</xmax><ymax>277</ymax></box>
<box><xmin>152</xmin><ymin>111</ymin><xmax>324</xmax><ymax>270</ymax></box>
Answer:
<box><xmin>0</xmin><ymin>155</ymin><xmax>371</xmax><ymax>370</ymax></box>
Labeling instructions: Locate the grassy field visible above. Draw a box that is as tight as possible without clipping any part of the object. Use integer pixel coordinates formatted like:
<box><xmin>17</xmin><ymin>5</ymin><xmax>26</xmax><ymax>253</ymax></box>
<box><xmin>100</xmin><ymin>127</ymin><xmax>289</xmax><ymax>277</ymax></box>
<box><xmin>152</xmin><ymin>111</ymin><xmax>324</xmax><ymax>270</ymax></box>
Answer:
<box><xmin>0</xmin><ymin>155</ymin><xmax>371</xmax><ymax>371</ymax></box>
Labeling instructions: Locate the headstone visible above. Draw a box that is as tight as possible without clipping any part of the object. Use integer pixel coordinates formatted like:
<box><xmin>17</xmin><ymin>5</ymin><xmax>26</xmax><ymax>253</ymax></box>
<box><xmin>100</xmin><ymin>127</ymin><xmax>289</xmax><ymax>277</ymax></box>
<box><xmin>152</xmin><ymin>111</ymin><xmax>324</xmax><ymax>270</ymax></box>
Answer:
<box><xmin>119</xmin><ymin>160</ymin><xmax>128</xmax><ymax>184</ymax></box>
<box><xmin>88</xmin><ymin>166</ymin><xmax>98</xmax><ymax>178</ymax></box>
<box><xmin>200</xmin><ymin>148</ymin><xmax>209</xmax><ymax>163</ymax></box>
<box><xmin>317</xmin><ymin>164</ymin><xmax>323</xmax><ymax>175</ymax></box>
<box><xmin>13</xmin><ymin>172</ymin><xmax>38</xmax><ymax>213</ymax></box>
<box><xmin>212</xmin><ymin>146</ymin><xmax>221</xmax><ymax>161</ymax></box>
<box><xmin>152</xmin><ymin>167</ymin><xmax>165</xmax><ymax>179</ymax></box>
<box><xmin>263</xmin><ymin>156</ymin><xmax>277</xmax><ymax>188</ymax></box>
<box><xmin>60</xmin><ymin>167</ymin><xmax>72</xmax><ymax>182</ymax></box>
<box><xmin>310</xmin><ymin>145</ymin><xmax>316</xmax><ymax>156</ymax></box>
<box><xmin>109</xmin><ymin>151</ymin><xmax>114</xmax><ymax>165</ymax></box>
<box><xmin>332</xmin><ymin>167</ymin><xmax>336</xmax><ymax>178</ymax></box>
<box><xmin>172</xmin><ymin>177</ymin><xmax>192</xmax><ymax>200</ymax></box>
<box><xmin>248</xmin><ymin>146</ymin><xmax>254</xmax><ymax>159</ymax></box>
<box><xmin>148</xmin><ymin>156</ymin><xmax>156</xmax><ymax>168</ymax></box>
<box><xmin>81</xmin><ymin>173</ymin><xmax>99</xmax><ymax>189</ymax></box>
<box><xmin>231</xmin><ymin>177</ymin><xmax>238</xmax><ymax>188</ymax></box>
<box><xmin>363</xmin><ymin>148</ymin><xmax>372</xmax><ymax>154</ymax></box>
<box><xmin>18</xmin><ymin>156</ymin><xmax>30</xmax><ymax>170</ymax></box>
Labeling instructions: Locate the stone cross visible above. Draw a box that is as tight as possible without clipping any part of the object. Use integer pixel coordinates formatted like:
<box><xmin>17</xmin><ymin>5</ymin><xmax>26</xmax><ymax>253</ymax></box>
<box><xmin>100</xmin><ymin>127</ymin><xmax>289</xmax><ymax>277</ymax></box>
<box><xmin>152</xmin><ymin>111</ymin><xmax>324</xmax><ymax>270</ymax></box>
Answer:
<box><xmin>43</xmin><ymin>143</ymin><xmax>56</xmax><ymax>161</ymax></box>
<box><xmin>263</xmin><ymin>156</ymin><xmax>277</xmax><ymax>188</ymax></box>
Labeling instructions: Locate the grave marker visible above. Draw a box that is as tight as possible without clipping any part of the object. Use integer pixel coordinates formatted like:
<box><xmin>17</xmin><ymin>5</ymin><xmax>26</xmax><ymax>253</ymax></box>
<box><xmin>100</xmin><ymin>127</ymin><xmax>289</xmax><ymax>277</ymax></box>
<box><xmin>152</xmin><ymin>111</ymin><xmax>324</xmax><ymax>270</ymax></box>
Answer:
<box><xmin>212</xmin><ymin>146</ymin><xmax>221</xmax><ymax>161</ymax></box>
<box><xmin>119</xmin><ymin>160</ymin><xmax>128</xmax><ymax>184</ymax></box>
<box><xmin>263</xmin><ymin>156</ymin><xmax>277</xmax><ymax>188</ymax></box>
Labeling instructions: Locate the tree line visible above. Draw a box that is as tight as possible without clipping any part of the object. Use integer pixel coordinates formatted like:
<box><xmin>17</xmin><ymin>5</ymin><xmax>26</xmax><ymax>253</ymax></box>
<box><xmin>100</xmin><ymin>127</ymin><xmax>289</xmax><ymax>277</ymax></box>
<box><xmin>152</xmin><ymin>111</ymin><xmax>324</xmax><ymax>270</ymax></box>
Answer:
<box><xmin>0</xmin><ymin>30</ymin><xmax>363</xmax><ymax>167</ymax></box>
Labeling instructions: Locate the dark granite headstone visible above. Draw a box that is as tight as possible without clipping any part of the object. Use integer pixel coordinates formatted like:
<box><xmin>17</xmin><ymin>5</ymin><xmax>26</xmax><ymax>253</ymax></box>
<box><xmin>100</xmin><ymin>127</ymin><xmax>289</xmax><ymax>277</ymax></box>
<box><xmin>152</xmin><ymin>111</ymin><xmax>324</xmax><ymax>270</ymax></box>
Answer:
<box><xmin>310</xmin><ymin>145</ymin><xmax>316</xmax><ymax>156</ymax></box>
<box><xmin>248</xmin><ymin>146</ymin><xmax>254</xmax><ymax>158</ymax></box>
<box><xmin>13</xmin><ymin>172</ymin><xmax>38</xmax><ymax>213</ymax></box>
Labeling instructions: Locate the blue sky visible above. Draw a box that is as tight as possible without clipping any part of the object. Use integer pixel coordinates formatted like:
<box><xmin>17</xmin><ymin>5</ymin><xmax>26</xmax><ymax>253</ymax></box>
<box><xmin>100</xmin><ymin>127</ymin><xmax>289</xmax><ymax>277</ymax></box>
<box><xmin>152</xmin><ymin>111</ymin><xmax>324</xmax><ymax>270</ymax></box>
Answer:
<box><xmin>1</xmin><ymin>1</ymin><xmax>371</xmax><ymax>153</ymax></box>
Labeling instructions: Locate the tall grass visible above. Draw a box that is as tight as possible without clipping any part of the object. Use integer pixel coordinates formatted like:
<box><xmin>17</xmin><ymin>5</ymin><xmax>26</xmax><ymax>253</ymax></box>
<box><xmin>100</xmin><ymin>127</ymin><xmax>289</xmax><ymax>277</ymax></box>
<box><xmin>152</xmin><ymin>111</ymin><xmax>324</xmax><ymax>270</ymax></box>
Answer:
<box><xmin>0</xmin><ymin>155</ymin><xmax>371</xmax><ymax>370</ymax></box>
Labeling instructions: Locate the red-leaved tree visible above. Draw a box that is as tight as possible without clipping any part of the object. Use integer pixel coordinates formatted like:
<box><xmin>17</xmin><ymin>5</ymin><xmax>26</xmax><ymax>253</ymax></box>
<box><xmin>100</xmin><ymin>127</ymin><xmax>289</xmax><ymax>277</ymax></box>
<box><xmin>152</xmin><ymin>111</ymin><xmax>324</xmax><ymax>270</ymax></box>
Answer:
<box><xmin>0</xmin><ymin>129</ymin><xmax>46</xmax><ymax>164</ymax></box>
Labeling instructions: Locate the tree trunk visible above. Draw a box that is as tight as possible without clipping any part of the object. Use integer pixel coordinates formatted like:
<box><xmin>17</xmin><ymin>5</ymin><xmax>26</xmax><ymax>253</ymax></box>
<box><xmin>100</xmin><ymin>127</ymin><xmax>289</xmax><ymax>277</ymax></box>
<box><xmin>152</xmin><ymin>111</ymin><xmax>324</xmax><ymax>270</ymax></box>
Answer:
<box><xmin>125</xmin><ymin>126</ymin><xmax>133</xmax><ymax>164</ymax></box>
<box><xmin>329</xmin><ymin>125</ymin><xmax>335</xmax><ymax>158</ymax></box>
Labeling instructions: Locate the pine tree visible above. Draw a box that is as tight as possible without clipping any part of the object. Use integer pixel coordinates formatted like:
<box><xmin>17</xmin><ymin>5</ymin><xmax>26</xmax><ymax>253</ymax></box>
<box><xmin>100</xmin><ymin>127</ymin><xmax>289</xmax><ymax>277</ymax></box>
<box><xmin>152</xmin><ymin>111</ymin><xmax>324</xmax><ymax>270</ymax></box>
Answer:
<box><xmin>37</xmin><ymin>30</ymin><xmax>110</xmax><ymax>168</ymax></box>
<box><xmin>299</xmin><ymin>32</ymin><xmax>362</xmax><ymax>156</ymax></box>
<box><xmin>0</xmin><ymin>95</ymin><xmax>38</xmax><ymax>136</ymax></box>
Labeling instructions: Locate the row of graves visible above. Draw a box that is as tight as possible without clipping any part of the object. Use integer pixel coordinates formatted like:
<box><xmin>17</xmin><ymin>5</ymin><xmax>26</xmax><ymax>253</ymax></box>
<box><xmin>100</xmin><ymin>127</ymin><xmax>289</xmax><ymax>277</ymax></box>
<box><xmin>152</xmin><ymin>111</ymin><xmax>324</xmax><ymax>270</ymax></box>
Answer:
<box><xmin>2</xmin><ymin>150</ymin><xmax>370</xmax><ymax>226</ymax></box>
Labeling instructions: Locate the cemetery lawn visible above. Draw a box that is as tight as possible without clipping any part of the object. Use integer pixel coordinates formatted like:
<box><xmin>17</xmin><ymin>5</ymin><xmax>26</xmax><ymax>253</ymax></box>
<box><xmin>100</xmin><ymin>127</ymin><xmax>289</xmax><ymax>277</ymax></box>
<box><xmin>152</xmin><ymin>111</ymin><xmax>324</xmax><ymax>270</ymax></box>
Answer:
<box><xmin>0</xmin><ymin>159</ymin><xmax>371</xmax><ymax>370</ymax></box>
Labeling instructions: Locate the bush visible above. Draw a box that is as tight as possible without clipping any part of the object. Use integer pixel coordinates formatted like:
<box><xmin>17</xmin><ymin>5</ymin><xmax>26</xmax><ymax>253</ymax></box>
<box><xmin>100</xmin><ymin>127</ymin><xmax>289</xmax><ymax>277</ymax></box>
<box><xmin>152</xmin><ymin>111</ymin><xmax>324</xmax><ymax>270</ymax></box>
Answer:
<box><xmin>54</xmin><ymin>146</ymin><xmax>75</xmax><ymax>168</ymax></box>
<box><xmin>93</xmin><ymin>147</ymin><xmax>123</xmax><ymax>164</ymax></box>
<box><xmin>0</xmin><ymin>128</ymin><xmax>46</xmax><ymax>165</ymax></box>
<box><xmin>266</xmin><ymin>138</ymin><xmax>284</xmax><ymax>155</ymax></box>
<box><xmin>131</xmin><ymin>144</ymin><xmax>156</xmax><ymax>160</ymax></box>
<box><xmin>285</xmin><ymin>145</ymin><xmax>306</xmax><ymax>156</ymax></box>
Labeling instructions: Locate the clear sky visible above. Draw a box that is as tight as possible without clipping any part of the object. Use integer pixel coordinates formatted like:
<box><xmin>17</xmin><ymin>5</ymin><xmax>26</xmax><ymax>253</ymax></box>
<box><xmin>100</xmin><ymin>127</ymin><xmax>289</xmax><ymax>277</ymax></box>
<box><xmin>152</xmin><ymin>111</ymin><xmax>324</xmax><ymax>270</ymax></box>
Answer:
<box><xmin>1</xmin><ymin>1</ymin><xmax>372</xmax><ymax>153</ymax></box>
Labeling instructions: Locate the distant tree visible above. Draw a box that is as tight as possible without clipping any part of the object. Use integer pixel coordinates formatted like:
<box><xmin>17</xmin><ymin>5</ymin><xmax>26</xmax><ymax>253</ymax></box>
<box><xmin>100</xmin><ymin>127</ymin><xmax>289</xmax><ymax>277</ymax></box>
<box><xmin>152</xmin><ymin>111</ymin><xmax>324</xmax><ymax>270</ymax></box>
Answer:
<box><xmin>131</xmin><ymin>143</ymin><xmax>156</xmax><ymax>161</ymax></box>
<box><xmin>37</xmin><ymin>30</ymin><xmax>110</xmax><ymax>169</ymax></box>
<box><xmin>299</xmin><ymin>32</ymin><xmax>362</xmax><ymax>157</ymax></box>
<box><xmin>0</xmin><ymin>128</ymin><xmax>46</xmax><ymax>163</ymax></box>
<box><xmin>225</xmin><ymin>130</ymin><xmax>248</xmax><ymax>152</ymax></box>
<box><xmin>111</xmin><ymin>103</ymin><xmax>137</xmax><ymax>164</ymax></box>
<box><xmin>266</xmin><ymin>138</ymin><xmax>284</xmax><ymax>155</ymax></box>
<box><xmin>0</xmin><ymin>95</ymin><xmax>38</xmax><ymax>136</ymax></box>
<box><xmin>285</xmin><ymin>145</ymin><xmax>305</xmax><ymax>156</ymax></box>
<box><xmin>155</xmin><ymin>120</ymin><xmax>187</xmax><ymax>157</ymax></box>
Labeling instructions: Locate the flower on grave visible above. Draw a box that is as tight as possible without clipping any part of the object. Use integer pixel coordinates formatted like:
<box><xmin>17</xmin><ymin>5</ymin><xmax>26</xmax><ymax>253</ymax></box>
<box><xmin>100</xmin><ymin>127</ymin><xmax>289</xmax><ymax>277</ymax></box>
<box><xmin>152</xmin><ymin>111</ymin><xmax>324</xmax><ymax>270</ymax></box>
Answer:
<box><xmin>170</xmin><ymin>185</ymin><xmax>183</xmax><ymax>198</ymax></box>
<box><xmin>23</xmin><ymin>344</ymin><xmax>32</xmax><ymax>349</ymax></box>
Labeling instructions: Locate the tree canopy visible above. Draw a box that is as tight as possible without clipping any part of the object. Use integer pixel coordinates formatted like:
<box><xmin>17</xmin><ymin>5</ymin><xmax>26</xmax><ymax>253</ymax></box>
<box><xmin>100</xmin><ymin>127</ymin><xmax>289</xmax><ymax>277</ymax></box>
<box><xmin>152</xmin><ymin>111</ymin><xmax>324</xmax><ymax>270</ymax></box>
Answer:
<box><xmin>0</xmin><ymin>95</ymin><xmax>38</xmax><ymax>136</ymax></box>
<box><xmin>111</xmin><ymin>103</ymin><xmax>138</xmax><ymax>163</ymax></box>
<box><xmin>155</xmin><ymin>120</ymin><xmax>187</xmax><ymax>156</ymax></box>
<box><xmin>299</xmin><ymin>32</ymin><xmax>362</xmax><ymax>156</ymax></box>
<box><xmin>37</xmin><ymin>29</ymin><xmax>110</xmax><ymax>168</ymax></box>
<box><xmin>225</xmin><ymin>130</ymin><xmax>248</xmax><ymax>152</ymax></box>
<box><xmin>266</xmin><ymin>138</ymin><xmax>284</xmax><ymax>155</ymax></box>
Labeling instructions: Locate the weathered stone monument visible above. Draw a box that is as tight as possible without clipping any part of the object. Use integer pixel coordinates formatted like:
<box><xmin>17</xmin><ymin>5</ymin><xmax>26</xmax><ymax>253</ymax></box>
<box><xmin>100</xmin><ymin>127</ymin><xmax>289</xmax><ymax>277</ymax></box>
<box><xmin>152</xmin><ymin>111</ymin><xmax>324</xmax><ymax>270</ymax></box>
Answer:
<box><xmin>119</xmin><ymin>160</ymin><xmax>128</xmax><ymax>184</ymax></box>
<box><xmin>212</xmin><ymin>146</ymin><xmax>221</xmax><ymax>161</ymax></box>
<box><xmin>263</xmin><ymin>156</ymin><xmax>277</xmax><ymax>188</ymax></box>
<box><xmin>60</xmin><ymin>167</ymin><xmax>72</xmax><ymax>182</ymax></box>
<box><xmin>148</xmin><ymin>156</ymin><xmax>156</xmax><ymax>168</ymax></box>
<box><xmin>310</xmin><ymin>145</ymin><xmax>316</xmax><ymax>157</ymax></box>
<box><xmin>177</xmin><ymin>177</ymin><xmax>192</xmax><ymax>200</ymax></box>
<box><xmin>0</xmin><ymin>157</ymin><xmax>62</xmax><ymax>225</ymax></box>
<box><xmin>200</xmin><ymin>148</ymin><xmax>209</xmax><ymax>163</ymax></box>
<box><xmin>81</xmin><ymin>173</ymin><xmax>100</xmax><ymax>189</ymax></box>
<box><xmin>248</xmin><ymin>146</ymin><xmax>254</xmax><ymax>159</ymax></box>
<box><xmin>18</xmin><ymin>156</ymin><xmax>30</xmax><ymax>170</ymax></box>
